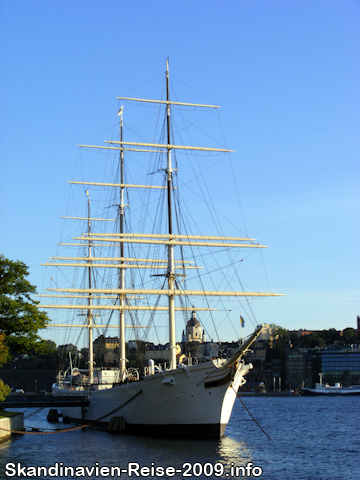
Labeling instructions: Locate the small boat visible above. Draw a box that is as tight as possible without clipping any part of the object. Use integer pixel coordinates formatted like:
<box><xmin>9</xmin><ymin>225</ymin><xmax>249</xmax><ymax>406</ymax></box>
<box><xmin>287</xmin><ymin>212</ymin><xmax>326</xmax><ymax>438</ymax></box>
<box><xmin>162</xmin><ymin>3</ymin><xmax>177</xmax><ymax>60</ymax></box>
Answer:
<box><xmin>39</xmin><ymin>61</ymin><xmax>283</xmax><ymax>437</ymax></box>
<box><xmin>302</xmin><ymin>373</ymin><xmax>360</xmax><ymax>396</ymax></box>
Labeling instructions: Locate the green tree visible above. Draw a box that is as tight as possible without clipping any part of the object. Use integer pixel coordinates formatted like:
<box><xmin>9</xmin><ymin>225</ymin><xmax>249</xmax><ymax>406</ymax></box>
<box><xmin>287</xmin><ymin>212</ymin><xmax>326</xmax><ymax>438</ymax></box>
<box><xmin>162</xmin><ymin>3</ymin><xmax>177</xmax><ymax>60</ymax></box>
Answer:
<box><xmin>342</xmin><ymin>328</ymin><xmax>356</xmax><ymax>345</ymax></box>
<box><xmin>0</xmin><ymin>333</ymin><xmax>11</xmax><ymax>401</ymax></box>
<box><xmin>319</xmin><ymin>328</ymin><xmax>340</xmax><ymax>345</ymax></box>
<box><xmin>266</xmin><ymin>325</ymin><xmax>289</xmax><ymax>360</ymax></box>
<box><xmin>299</xmin><ymin>333</ymin><xmax>326</xmax><ymax>349</ymax></box>
<box><xmin>0</xmin><ymin>255</ymin><xmax>50</xmax><ymax>354</ymax></box>
<box><xmin>188</xmin><ymin>341</ymin><xmax>200</xmax><ymax>357</ymax></box>
<box><xmin>0</xmin><ymin>332</ymin><xmax>10</xmax><ymax>367</ymax></box>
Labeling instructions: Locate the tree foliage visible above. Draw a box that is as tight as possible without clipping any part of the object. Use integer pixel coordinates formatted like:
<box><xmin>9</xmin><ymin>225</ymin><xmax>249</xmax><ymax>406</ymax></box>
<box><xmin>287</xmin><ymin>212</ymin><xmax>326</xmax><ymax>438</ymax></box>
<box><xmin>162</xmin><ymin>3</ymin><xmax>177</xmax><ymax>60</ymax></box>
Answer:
<box><xmin>0</xmin><ymin>332</ymin><xmax>11</xmax><ymax>401</ymax></box>
<box><xmin>298</xmin><ymin>333</ymin><xmax>326</xmax><ymax>349</ymax></box>
<box><xmin>0</xmin><ymin>255</ymin><xmax>50</xmax><ymax>354</ymax></box>
<box><xmin>188</xmin><ymin>341</ymin><xmax>200</xmax><ymax>357</ymax></box>
<box><xmin>290</xmin><ymin>327</ymin><xmax>357</xmax><ymax>349</ymax></box>
<box><xmin>0</xmin><ymin>332</ymin><xmax>10</xmax><ymax>368</ymax></box>
<box><xmin>319</xmin><ymin>328</ymin><xmax>340</xmax><ymax>345</ymax></box>
<box><xmin>265</xmin><ymin>325</ymin><xmax>289</xmax><ymax>360</ymax></box>
<box><xmin>342</xmin><ymin>328</ymin><xmax>357</xmax><ymax>345</ymax></box>
<box><xmin>0</xmin><ymin>379</ymin><xmax>10</xmax><ymax>402</ymax></box>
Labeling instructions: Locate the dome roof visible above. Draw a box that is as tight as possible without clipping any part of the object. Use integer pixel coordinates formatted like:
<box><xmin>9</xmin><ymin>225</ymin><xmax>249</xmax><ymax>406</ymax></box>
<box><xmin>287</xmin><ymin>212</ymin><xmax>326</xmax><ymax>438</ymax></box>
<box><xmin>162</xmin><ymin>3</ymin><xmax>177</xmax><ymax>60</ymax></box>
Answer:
<box><xmin>187</xmin><ymin>311</ymin><xmax>200</xmax><ymax>327</ymax></box>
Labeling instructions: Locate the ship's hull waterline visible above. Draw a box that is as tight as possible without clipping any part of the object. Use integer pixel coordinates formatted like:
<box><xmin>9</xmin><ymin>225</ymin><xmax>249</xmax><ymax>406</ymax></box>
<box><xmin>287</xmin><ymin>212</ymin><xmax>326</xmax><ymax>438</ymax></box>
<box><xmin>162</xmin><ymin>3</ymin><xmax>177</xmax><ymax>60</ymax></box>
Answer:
<box><xmin>54</xmin><ymin>360</ymin><xmax>251</xmax><ymax>438</ymax></box>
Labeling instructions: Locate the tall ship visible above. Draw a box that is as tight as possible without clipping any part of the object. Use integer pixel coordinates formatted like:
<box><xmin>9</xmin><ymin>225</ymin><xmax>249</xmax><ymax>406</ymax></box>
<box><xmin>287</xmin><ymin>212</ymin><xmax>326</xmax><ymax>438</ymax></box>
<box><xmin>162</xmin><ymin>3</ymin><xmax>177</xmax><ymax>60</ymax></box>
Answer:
<box><xmin>39</xmin><ymin>61</ymin><xmax>283</xmax><ymax>438</ymax></box>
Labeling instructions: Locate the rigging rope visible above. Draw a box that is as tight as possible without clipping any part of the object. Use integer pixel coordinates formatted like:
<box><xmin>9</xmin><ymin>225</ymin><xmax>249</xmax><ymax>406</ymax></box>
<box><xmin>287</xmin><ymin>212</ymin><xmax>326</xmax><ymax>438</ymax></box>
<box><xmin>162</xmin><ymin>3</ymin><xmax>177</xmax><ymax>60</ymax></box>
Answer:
<box><xmin>232</xmin><ymin>385</ymin><xmax>271</xmax><ymax>440</ymax></box>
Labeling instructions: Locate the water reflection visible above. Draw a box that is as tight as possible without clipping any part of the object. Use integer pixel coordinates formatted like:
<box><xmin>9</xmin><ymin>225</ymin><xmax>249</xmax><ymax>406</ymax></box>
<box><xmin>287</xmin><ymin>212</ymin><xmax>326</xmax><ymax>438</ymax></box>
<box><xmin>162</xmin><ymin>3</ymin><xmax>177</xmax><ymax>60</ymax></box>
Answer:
<box><xmin>2</xmin><ymin>398</ymin><xmax>359</xmax><ymax>479</ymax></box>
<box><xmin>0</xmin><ymin>409</ymin><xmax>255</xmax><ymax>480</ymax></box>
<box><xmin>217</xmin><ymin>436</ymin><xmax>253</xmax><ymax>477</ymax></box>
<box><xmin>218</xmin><ymin>435</ymin><xmax>252</xmax><ymax>462</ymax></box>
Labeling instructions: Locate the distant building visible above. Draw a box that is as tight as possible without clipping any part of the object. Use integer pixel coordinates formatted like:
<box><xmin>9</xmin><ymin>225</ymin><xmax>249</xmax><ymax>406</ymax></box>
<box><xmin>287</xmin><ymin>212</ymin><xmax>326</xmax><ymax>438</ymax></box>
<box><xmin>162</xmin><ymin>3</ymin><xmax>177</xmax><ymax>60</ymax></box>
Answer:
<box><xmin>258</xmin><ymin>324</ymin><xmax>279</xmax><ymax>344</ymax></box>
<box><xmin>93</xmin><ymin>335</ymin><xmax>119</xmax><ymax>365</ymax></box>
<box><xmin>245</xmin><ymin>340</ymin><xmax>267</xmax><ymax>364</ymax></box>
<box><xmin>258</xmin><ymin>324</ymin><xmax>271</xmax><ymax>341</ymax></box>
<box><xmin>199</xmin><ymin>342</ymin><xmax>219</xmax><ymax>359</ymax></box>
<box><xmin>145</xmin><ymin>343</ymin><xmax>182</xmax><ymax>362</ymax></box>
<box><xmin>288</xmin><ymin>329</ymin><xmax>316</xmax><ymax>338</ymax></box>
<box><xmin>58</xmin><ymin>344</ymin><xmax>77</xmax><ymax>356</ymax></box>
<box><xmin>317</xmin><ymin>347</ymin><xmax>360</xmax><ymax>385</ymax></box>
<box><xmin>93</xmin><ymin>335</ymin><xmax>119</xmax><ymax>356</ymax></box>
<box><xmin>182</xmin><ymin>311</ymin><xmax>206</xmax><ymax>343</ymax></box>
<box><xmin>286</xmin><ymin>347</ymin><xmax>312</xmax><ymax>389</ymax></box>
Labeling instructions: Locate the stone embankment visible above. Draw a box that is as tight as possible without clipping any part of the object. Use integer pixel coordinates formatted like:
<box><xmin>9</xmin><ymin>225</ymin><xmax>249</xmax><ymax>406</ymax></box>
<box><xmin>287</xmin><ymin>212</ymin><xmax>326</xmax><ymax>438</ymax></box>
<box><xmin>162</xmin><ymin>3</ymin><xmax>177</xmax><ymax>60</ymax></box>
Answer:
<box><xmin>0</xmin><ymin>412</ymin><xmax>24</xmax><ymax>441</ymax></box>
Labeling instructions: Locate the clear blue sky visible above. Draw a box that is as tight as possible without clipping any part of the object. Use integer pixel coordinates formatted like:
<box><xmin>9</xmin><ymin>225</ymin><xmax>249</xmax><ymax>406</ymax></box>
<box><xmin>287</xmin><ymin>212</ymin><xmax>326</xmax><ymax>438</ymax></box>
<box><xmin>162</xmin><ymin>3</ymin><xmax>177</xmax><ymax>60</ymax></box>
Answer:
<box><xmin>1</xmin><ymin>0</ymin><xmax>359</xmax><ymax>345</ymax></box>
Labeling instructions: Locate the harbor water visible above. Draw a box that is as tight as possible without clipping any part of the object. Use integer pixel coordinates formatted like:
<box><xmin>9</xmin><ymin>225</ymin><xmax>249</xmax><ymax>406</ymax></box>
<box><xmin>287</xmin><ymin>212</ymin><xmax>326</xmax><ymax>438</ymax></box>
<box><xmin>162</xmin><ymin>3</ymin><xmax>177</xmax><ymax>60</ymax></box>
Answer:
<box><xmin>0</xmin><ymin>396</ymin><xmax>358</xmax><ymax>479</ymax></box>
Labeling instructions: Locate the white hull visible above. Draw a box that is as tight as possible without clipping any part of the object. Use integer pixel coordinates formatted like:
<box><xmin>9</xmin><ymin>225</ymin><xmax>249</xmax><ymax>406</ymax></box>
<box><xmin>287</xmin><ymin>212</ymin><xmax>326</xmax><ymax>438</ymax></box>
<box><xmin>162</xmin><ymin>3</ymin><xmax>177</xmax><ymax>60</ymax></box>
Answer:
<box><xmin>53</xmin><ymin>359</ymin><xmax>252</xmax><ymax>438</ymax></box>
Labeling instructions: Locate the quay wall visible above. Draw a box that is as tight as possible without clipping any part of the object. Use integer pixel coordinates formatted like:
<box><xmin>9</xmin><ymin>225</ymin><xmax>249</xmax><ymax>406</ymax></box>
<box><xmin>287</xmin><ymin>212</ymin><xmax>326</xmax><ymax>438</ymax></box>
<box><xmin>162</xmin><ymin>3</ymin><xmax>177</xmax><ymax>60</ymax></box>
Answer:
<box><xmin>0</xmin><ymin>413</ymin><xmax>24</xmax><ymax>441</ymax></box>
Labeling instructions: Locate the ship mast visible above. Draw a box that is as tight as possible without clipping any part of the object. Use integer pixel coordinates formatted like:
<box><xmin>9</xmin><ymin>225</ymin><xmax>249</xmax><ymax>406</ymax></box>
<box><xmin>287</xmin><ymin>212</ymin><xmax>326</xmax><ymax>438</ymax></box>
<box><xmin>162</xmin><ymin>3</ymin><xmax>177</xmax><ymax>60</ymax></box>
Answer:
<box><xmin>38</xmin><ymin>64</ymin><xmax>285</xmax><ymax>373</ymax></box>
<box><xmin>86</xmin><ymin>191</ymin><xmax>94</xmax><ymax>382</ymax></box>
<box><xmin>118</xmin><ymin>106</ymin><xmax>126</xmax><ymax>380</ymax></box>
<box><xmin>166</xmin><ymin>60</ymin><xmax>176</xmax><ymax>370</ymax></box>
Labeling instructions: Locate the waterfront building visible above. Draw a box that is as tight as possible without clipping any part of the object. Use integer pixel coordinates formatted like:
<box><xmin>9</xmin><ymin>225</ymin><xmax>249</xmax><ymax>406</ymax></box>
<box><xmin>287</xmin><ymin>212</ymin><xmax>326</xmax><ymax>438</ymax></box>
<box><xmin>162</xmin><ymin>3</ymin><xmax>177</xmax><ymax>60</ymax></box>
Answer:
<box><xmin>286</xmin><ymin>347</ymin><xmax>312</xmax><ymax>390</ymax></box>
<box><xmin>245</xmin><ymin>340</ymin><xmax>267</xmax><ymax>364</ymax></box>
<box><xmin>317</xmin><ymin>346</ymin><xmax>360</xmax><ymax>385</ymax></box>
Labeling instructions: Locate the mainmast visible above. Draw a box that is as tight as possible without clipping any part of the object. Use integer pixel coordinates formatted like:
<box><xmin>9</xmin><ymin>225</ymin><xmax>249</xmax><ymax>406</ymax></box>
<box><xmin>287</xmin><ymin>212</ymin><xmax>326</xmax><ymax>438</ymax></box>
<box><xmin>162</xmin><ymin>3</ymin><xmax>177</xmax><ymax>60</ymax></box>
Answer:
<box><xmin>86</xmin><ymin>191</ymin><xmax>94</xmax><ymax>382</ymax></box>
<box><xmin>118</xmin><ymin>106</ymin><xmax>126</xmax><ymax>380</ymax></box>
<box><xmin>166</xmin><ymin>59</ymin><xmax>176</xmax><ymax>370</ymax></box>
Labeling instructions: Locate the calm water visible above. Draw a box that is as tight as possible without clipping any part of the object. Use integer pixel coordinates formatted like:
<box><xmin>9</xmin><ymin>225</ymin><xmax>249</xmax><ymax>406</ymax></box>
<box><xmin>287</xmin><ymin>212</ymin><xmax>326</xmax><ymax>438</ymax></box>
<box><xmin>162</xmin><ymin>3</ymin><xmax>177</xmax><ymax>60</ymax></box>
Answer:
<box><xmin>0</xmin><ymin>396</ymin><xmax>359</xmax><ymax>479</ymax></box>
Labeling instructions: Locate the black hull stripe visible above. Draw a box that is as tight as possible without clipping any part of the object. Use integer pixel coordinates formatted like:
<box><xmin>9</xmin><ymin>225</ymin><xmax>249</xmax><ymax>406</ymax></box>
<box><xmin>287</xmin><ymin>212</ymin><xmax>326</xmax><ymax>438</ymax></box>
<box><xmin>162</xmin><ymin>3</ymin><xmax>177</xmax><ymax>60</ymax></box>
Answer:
<box><xmin>64</xmin><ymin>417</ymin><xmax>227</xmax><ymax>438</ymax></box>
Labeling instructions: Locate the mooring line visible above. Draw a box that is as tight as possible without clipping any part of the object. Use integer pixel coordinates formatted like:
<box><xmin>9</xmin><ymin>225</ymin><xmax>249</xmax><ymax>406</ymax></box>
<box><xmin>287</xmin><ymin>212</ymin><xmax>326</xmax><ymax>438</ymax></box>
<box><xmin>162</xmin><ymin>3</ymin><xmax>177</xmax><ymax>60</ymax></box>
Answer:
<box><xmin>232</xmin><ymin>385</ymin><xmax>271</xmax><ymax>440</ymax></box>
<box><xmin>0</xmin><ymin>389</ymin><xmax>142</xmax><ymax>435</ymax></box>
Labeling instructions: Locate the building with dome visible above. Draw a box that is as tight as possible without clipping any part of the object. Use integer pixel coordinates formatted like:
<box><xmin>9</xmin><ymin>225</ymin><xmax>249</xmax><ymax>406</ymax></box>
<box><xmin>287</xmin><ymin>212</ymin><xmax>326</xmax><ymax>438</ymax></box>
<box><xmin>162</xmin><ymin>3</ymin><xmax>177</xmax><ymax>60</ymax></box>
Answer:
<box><xmin>182</xmin><ymin>311</ymin><xmax>206</xmax><ymax>343</ymax></box>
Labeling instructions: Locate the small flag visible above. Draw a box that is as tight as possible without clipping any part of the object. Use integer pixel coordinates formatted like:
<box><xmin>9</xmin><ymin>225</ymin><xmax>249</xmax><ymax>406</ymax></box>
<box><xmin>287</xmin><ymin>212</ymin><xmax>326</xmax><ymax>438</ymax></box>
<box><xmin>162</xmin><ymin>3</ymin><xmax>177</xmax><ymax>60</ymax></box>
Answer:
<box><xmin>240</xmin><ymin>316</ymin><xmax>245</xmax><ymax>328</ymax></box>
